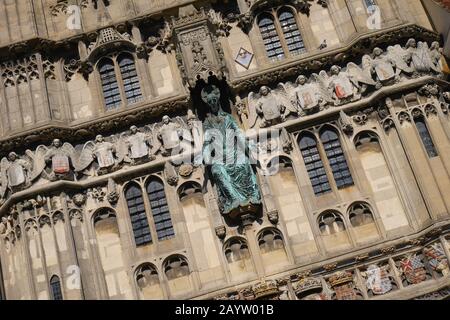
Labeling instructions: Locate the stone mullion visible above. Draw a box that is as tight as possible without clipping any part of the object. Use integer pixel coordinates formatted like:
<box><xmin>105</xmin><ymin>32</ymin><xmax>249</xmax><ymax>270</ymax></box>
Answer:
<box><xmin>19</xmin><ymin>208</ymin><xmax>37</xmax><ymax>299</ymax></box>
<box><xmin>11</xmin><ymin>78</ymin><xmax>25</xmax><ymax>129</ymax></box>
<box><xmin>271</xmin><ymin>9</ymin><xmax>291</xmax><ymax>60</ymax></box>
<box><xmin>243</xmin><ymin>226</ymin><xmax>266</xmax><ymax>277</ymax></box>
<box><xmin>24</xmin><ymin>64</ymin><xmax>38</xmax><ymax>125</ymax></box>
<box><xmin>140</xmin><ymin>179</ymin><xmax>160</xmax><ymax>251</ymax></box>
<box><xmin>47</xmin><ymin>209</ymin><xmax>67</xmax><ymax>300</ymax></box>
<box><xmin>36</xmin><ymin>216</ymin><xmax>51</xmax><ymax>299</ymax></box>
<box><xmin>113</xmin><ymin>56</ymin><xmax>128</xmax><ymax>110</ymax></box>
<box><xmin>60</xmin><ymin>193</ymin><xmax>85</xmax><ymax>299</ymax></box>
<box><xmin>36</xmin><ymin>53</ymin><xmax>52</xmax><ymax>122</ymax></box>
<box><xmin>83</xmin><ymin>208</ymin><xmax>109</xmax><ymax>299</ymax></box>
<box><xmin>58</xmin><ymin>60</ymin><xmax>75</xmax><ymax>122</ymax></box>
<box><xmin>314</xmin><ymin>130</ymin><xmax>342</xmax><ymax>200</ymax></box>
<box><xmin>0</xmin><ymin>84</ymin><xmax>10</xmax><ymax>134</ymax></box>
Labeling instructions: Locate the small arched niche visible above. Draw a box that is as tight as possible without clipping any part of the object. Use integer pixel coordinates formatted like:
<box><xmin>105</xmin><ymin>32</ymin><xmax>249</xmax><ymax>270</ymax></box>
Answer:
<box><xmin>135</xmin><ymin>263</ymin><xmax>164</xmax><ymax>300</ymax></box>
<box><xmin>318</xmin><ymin>210</ymin><xmax>351</xmax><ymax>252</ymax></box>
<box><xmin>257</xmin><ymin>228</ymin><xmax>289</xmax><ymax>271</ymax></box>
<box><xmin>348</xmin><ymin>202</ymin><xmax>380</xmax><ymax>244</ymax></box>
<box><xmin>223</xmin><ymin>237</ymin><xmax>255</xmax><ymax>279</ymax></box>
<box><xmin>163</xmin><ymin>255</ymin><xmax>193</xmax><ymax>297</ymax></box>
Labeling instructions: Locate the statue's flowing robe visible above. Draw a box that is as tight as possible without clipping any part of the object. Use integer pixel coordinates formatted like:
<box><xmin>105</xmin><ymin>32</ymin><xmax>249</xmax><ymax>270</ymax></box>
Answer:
<box><xmin>203</xmin><ymin>111</ymin><xmax>261</xmax><ymax>214</ymax></box>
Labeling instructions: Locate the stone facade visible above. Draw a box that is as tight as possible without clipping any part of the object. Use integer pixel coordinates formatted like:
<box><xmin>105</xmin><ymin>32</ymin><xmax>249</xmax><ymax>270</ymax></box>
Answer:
<box><xmin>0</xmin><ymin>0</ymin><xmax>449</xmax><ymax>300</ymax></box>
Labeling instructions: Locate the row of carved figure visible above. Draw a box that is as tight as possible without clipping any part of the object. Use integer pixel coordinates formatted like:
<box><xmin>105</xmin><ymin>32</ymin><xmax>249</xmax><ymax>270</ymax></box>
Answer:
<box><xmin>246</xmin><ymin>39</ymin><xmax>444</xmax><ymax>128</ymax></box>
<box><xmin>0</xmin><ymin>115</ymin><xmax>196</xmax><ymax>201</ymax></box>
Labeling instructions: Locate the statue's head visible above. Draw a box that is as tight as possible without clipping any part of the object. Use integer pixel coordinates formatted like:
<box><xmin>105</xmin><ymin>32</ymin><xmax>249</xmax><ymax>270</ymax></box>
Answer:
<box><xmin>8</xmin><ymin>152</ymin><xmax>17</xmax><ymax>161</ymax></box>
<box><xmin>259</xmin><ymin>86</ymin><xmax>270</xmax><ymax>96</ymax></box>
<box><xmin>296</xmin><ymin>75</ymin><xmax>307</xmax><ymax>85</ymax></box>
<box><xmin>95</xmin><ymin>135</ymin><xmax>104</xmax><ymax>143</ymax></box>
<box><xmin>330</xmin><ymin>65</ymin><xmax>341</xmax><ymax>75</ymax></box>
<box><xmin>385</xmin><ymin>97</ymin><xmax>393</xmax><ymax>108</ymax></box>
<box><xmin>201</xmin><ymin>85</ymin><xmax>221</xmax><ymax>114</ymax></box>
<box><xmin>373</xmin><ymin>47</ymin><xmax>383</xmax><ymax>57</ymax></box>
<box><xmin>130</xmin><ymin>125</ymin><xmax>138</xmax><ymax>134</ymax></box>
<box><xmin>431</xmin><ymin>41</ymin><xmax>440</xmax><ymax>50</ymax></box>
<box><xmin>52</xmin><ymin>139</ymin><xmax>62</xmax><ymax>148</ymax></box>
<box><xmin>406</xmin><ymin>38</ymin><xmax>416</xmax><ymax>48</ymax></box>
<box><xmin>162</xmin><ymin>115</ymin><xmax>171</xmax><ymax>124</ymax></box>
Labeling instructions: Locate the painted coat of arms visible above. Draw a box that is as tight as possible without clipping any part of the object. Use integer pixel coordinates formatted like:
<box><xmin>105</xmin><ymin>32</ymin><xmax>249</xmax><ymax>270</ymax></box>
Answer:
<box><xmin>423</xmin><ymin>243</ymin><xmax>449</xmax><ymax>276</ymax></box>
<box><xmin>363</xmin><ymin>264</ymin><xmax>393</xmax><ymax>295</ymax></box>
<box><xmin>398</xmin><ymin>254</ymin><xmax>428</xmax><ymax>285</ymax></box>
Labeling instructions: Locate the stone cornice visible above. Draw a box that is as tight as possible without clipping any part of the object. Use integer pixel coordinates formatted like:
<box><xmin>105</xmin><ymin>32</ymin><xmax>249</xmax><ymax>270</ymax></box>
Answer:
<box><xmin>231</xmin><ymin>23</ymin><xmax>441</xmax><ymax>93</ymax></box>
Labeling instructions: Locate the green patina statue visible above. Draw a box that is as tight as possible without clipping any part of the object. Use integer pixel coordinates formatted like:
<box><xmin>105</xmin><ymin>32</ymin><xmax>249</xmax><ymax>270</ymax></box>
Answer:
<box><xmin>201</xmin><ymin>85</ymin><xmax>261</xmax><ymax>217</ymax></box>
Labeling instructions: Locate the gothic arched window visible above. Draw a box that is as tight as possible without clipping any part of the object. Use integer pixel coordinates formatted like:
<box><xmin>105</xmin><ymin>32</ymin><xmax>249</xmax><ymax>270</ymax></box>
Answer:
<box><xmin>320</xmin><ymin>129</ymin><xmax>354</xmax><ymax>189</ymax></box>
<box><xmin>298</xmin><ymin>134</ymin><xmax>331</xmax><ymax>196</ymax></box>
<box><xmin>277</xmin><ymin>8</ymin><xmax>305</xmax><ymax>56</ymax></box>
<box><xmin>50</xmin><ymin>275</ymin><xmax>63</xmax><ymax>300</ymax></box>
<box><xmin>97</xmin><ymin>53</ymin><xmax>143</xmax><ymax>110</ymax></box>
<box><xmin>98</xmin><ymin>58</ymin><xmax>121</xmax><ymax>110</ymax></box>
<box><xmin>146</xmin><ymin>179</ymin><xmax>175</xmax><ymax>241</ymax></box>
<box><xmin>125</xmin><ymin>183</ymin><xmax>152</xmax><ymax>246</ymax></box>
<box><xmin>118</xmin><ymin>53</ymin><xmax>143</xmax><ymax>105</ymax></box>
<box><xmin>258</xmin><ymin>14</ymin><xmax>284</xmax><ymax>61</ymax></box>
<box><xmin>258</xmin><ymin>7</ymin><xmax>306</xmax><ymax>62</ymax></box>
<box><xmin>414</xmin><ymin>117</ymin><xmax>438</xmax><ymax>158</ymax></box>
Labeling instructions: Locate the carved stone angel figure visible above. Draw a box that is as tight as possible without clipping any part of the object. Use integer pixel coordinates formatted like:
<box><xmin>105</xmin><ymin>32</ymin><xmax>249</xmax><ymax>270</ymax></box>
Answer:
<box><xmin>77</xmin><ymin>135</ymin><xmax>123</xmax><ymax>175</ymax></box>
<box><xmin>0</xmin><ymin>152</ymin><xmax>32</xmax><ymax>196</ymax></box>
<box><xmin>125</xmin><ymin>125</ymin><xmax>155</xmax><ymax>163</ymax></box>
<box><xmin>405</xmin><ymin>39</ymin><xmax>435</xmax><ymax>74</ymax></box>
<box><xmin>26</xmin><ymin>139</ymin><xmax>78</xmax><ymax>181</ymax></box>
<box><xmin>429</xmin><ymin>41</ymin><xmax>443</xmax><ymax>74</ymax></box>
<box><xmin>324</xmin><ymin>66</ymin><xmax>361</xmax><ymax>104</ymax></box>
<box><xmin>370</xmin><ymin>47</ymin><xmax>397</xmax><ymax>87</ymax></box>
<box><xmin>153</xmin><ymin>115</ymin><xmax>193</xmax><ymax>157</ymax></box>
<box><xmin>288</xmin><ymin>74</ymin><xmax>333</xmax><ymax>115</ymax></box>
<box><xmin>248</xmin><ymin>86</ymin><xmax>296</xmax><ymax>128</ymax></box>
<box><xmin>346</xmin><ymin>59</ymin><xmax>377</xmax><ymax>94</ymax></box>
<box><xmin>386</xmin><ymin>44</ymin><xmax>414</xmax><ymax>76</ymax></box>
